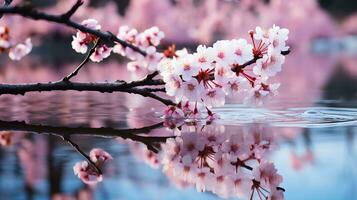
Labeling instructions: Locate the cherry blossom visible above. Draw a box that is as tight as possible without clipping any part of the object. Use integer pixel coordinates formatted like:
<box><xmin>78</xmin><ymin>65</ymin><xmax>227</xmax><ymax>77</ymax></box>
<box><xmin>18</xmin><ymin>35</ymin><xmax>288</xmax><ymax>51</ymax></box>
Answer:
<box><xmin>89</xmin><ymin>148</ymin><xmax>113</xmax><ymax>164</ymax></box>
<box><xmin>111</xmin><ymin>25</ymin><xmax>165</xmax><ymax>75</ymax></box>
<box><xmin>154</xmin><ymin>25</ymin><xmax>289</xmax><ymax>117</ymax></box>
<box><xmin>71</xmin><ymin>19</ymin><xmax>100</xmax><ymax>54</ymax></box>
<box><xmin>158</xmin><ymin>123</ymin><xmax>285</xmax><ymax>199</ymax></box>
<box><xmin>244</xmin><ymin>80</ymin><xmax>280</xmax><ymax>106</ymax></box>
<box><xmin>253</xmin><ymin>53</ymin><xmax>285</xmax><ymax>79</ymax></box>
<box><xmin>73</xmin><ymin>148</ymin><xmax>112</xmax><ymax>184</ymax></box>
<box><xmin>231</xmin><ymin>39</ymin><xmax>254</xmax><ymax>65</ymax></box>
<box><xmin>69</xmin><ymin>22</ymin><xmax>288</xmax><ymax>117</ymax></box>
<box><xmin>253</xmin><ymin>162</ymin><xmax>283</xmax><ymax>189</ymax></box>
<box><xmin>0</xmin><ymin>25</ymin><xmax>32</xmax><ymax>60</ymax></box>
<box><xmin>8</xmin><ymin>38</ymin><xmax>33</xmax><ymax>61</ymax></box>
<box><xmin>90</xmin><ymin>44</ymin><xmax>112</xmax><ymax>62</ymax></box>
<box><xmin>163</xmin><ymin>105</ymin><xmax>185</xmax><ymax>119</ymax></box>
<box><xmin>73</xmin><ymin>161</ymin><xmax>103</xmax><ymax>185</ymax></box>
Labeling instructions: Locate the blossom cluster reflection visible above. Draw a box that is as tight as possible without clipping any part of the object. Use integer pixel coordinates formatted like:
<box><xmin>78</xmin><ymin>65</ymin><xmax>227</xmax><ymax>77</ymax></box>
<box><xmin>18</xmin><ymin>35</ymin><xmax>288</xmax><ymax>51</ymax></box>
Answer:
<box><xmin>123</xmin><ymin>121</ymin><xmax>285</xmax><ymax>200</ymax></box>
<box><xmin>73</xmin><ymin>148</ymin><xmax>112</xmax><ymax>185</ymax></box>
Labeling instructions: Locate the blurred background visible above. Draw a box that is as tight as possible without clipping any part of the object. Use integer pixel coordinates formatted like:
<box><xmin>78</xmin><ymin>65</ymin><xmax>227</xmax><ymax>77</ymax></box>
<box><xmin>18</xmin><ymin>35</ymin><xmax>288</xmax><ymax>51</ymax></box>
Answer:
<box><xmin>0</xmin><ymin>0</ymin><xmax>357</xmax><ymax>200</ymax></box>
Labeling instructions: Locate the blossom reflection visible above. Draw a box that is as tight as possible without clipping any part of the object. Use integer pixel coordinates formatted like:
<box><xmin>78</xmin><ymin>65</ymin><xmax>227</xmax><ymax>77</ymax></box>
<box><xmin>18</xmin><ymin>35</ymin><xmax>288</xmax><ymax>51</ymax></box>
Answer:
<box><xmin>73</xmin><ymin>148</ymin><xmax>112</xmax><ymax>185</ymax></box>
<box><xmin>127</xmin><ymin>122</ymin><xmax>285</xmax><ymax>200</ymax></box>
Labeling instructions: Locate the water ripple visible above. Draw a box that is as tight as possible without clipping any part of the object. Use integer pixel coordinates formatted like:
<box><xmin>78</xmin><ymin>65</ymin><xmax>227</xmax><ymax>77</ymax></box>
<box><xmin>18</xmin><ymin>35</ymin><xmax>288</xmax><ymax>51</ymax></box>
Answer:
<box><xmin>213</xmin><ymin>105</ymin><xmax>357</xmax><ymax>128</ymax></box>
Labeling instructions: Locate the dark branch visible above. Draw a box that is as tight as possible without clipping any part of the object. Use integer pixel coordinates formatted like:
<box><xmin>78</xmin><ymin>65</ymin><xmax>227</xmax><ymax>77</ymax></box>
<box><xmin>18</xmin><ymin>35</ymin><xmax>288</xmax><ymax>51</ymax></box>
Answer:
<box><xmin>0</xmin><ymin>0</ymin><xmax>12</xmax><ymax>18</ymax></box>
<box><xmin>63</xmin><ymin>39</ymin><xmax>100</xmax><ymax>81</ymax></box>
<box><xmin>60</xmin><ymin>0</ymin><xmax>83</xmax><ymax>20</ymax></box>
<box><xmin>64</xmin><ymin>136</ymin><xmax>102</xmax><ymax>174</ymax></box>
<box><xmin>0</xmin><ymin>4</ymin><xmax>147</xmax><ymax>56</ymax></box>
<box><xmin>0</xmin><ymin>119</ymin><xmax>172</xmax><ymax>150</ymax></box>
<box><xmin>0</xmin><ymin>81</ymin><xmax>175</xmax><ymax>106</ymax></box>
<box><xmin>0</xmin><ymin>119</ymin><xmax>172</xmax><ymax>171</ymax></box>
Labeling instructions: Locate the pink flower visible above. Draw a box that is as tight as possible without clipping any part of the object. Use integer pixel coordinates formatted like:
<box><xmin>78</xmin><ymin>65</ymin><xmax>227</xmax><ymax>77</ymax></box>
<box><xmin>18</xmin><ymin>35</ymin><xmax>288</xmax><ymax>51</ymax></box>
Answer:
<box><xmin>90</xmin><ymin>45</ymin><xmax>112</xmax><ymax>62</ymax></box>
<box><xmin>244</xmin><ymin>80</ymin><xmax>280</xmax><ymax>106</ymax></box>
<box><xmin>81</xmin><ymin>19</ymin><xmax>101</xmax><ymax>30</ymax></box>
<box><xmin>210</xmin><ymin>40</ymin><xmax>234</xmax><ymax>65</ymax></box>
<box><xmin>138</xmin><ymin>26</ymin><xmax>164</xmax><ymax>47</ymax></box>
<box><xmin>8</xmin><ymin>38</ymin><xmax>32</xmax><ymax>60</ymax></box>
<box><xmin>268</xmin><ymin>25</ymin><xmax>289</xmax><ymax>52</ymax></box>
<box><xmin>127</xmin><ymin>61</ymin><xmax>148</xmax><ymax>80</ymax></box>
<box><xmin>173</xmin><ymin>155</ymin><xmax>196</xmax><ymax>183</ymax></box>
<box><xmin>71</xmin><ymin>34</ymin><xmax>88</xmax><ymax>54</ymax></box>
<box><xmin>164</xmin><ymin>74</ymin><xmax>184</xmax><ymax>101</ymax></box>
<box><xmin>210</xmin><ymin>152</ymin><xmax>234</xmax><ymax>174</ymax></box>
<box><xmin>253</xmin><ymin>162</ymin><xmax>283</xmax><ymax>189</ymax></box>
<box><xmin>73</xmin><ymin>161</ymin><xmax>103</xmax><ymax>185</ymax></box>
<box><xmin>163</xmin><ymin>106</ymin><xmax>185</xmax><ymax>119</ymax></box>
<box><xmin>222</xmin><ymin>134</ymin><xmax>249</xmax><ymax>160</ymax></box>
<box><xmin>71</xmin><ymin>19</ymin><xmax>100</xmax><ymax>54</ymax></box>
<box><xmin>73</xmin><ymin>148</ymin><xmax>112</xmax><ymax>184</ymax></box>
<box><xmin>182</xmin><ymin>79</ymin><xmax>204</xmax><ymax>102</ymax></box>
<box><xmin>194</xmin><ymin>167</ymin><xmax>214</xmax><ymax>192</ymax></box>
<box><xmin>174</xmin><ymin>54</ymin><xmax>199</xmax><ymax>81</ymax></box>
<box><xmin>212</xmin><ymin>171</ymin><xmax>232</xmax><ymax>198</ymax></box>
<box><xmin>201</xmin><ymin>87</ymin><xmax>226</xmax><ymax>108</ymax></box>
<box><xmin>223</xmin><ymin>77</ymin><xmax>248</xmax><ymax>96</ymax></box>
<box><xmin>230</xmin><ymin>39</ymin><xmax>254</xmax><ymax>65</ymax></box>
<box><xmin>214</xmin><ymin>63</ymin><xmax>234</xmax><ymax>84</ymax></box>
<box><xmin>144</xmin><ymin>46</ymin><xmax>163</xmax><ymax>71</ymax></box>
<box><xmin>253</xmin><ymin>52</ymin><xmax>285</xmax><ymax>78</ymax></box>
<box><xmin>229</xmin><ymin>173</ymin><xmax>252</xmax><ymax>199</ymax></box>
<box><xmin>193</xmin><ymin>45</ymin><xmax>214</xmax><ymax>70</ymax></box>
<box><xmin>161</xmin><ymin>137</ymin><xmax>182</xmax><ymax>167</ymax></box>
<box><xmin>180</xmin><ymin>132</ymin><xmax>205</xmax><ymax>158</ymax></box>
<box><xmin>89</xmin><ymin>148</ymin><xmax>113</xmax><ymax>165</ymax></box>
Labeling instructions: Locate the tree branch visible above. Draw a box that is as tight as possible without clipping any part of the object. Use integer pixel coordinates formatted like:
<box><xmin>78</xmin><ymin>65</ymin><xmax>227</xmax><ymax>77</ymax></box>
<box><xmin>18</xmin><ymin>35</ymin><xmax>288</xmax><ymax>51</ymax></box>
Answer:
<box><xmin>0</xmin><ymin>81</ymin><xmax>175</xmax><ymax>105</ymax></box>
<box><xmin>0</xmin><ymin>119</ymin><xmax>172</xmax><ymax>171</ymax></box>
<box><xmin>63</xmin><ymin>39</ymin><xmax>100</xmax><ymax>81</ymax></box>
<box><xmin>60</xmin><ymin>0</ymin><xmax>83</xmax><ymax>20</ymax></box>
<box><xmin>0</xmin><ymin>3</ymin><xmax>147</xmax><ymax>56</ymax></box>
<box><xmin>64</xmin><ymin>136</ymin><xmax>102</xmax><ymax>174</ymax></box>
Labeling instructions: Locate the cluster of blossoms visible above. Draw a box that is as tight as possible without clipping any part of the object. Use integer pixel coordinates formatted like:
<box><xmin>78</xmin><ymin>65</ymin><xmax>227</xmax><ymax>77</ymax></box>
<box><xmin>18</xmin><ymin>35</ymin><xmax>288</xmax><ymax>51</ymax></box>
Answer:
<box><xmin>71</xmin><ymin>19</ymin><xmax>112</xmax><ymax>62</ymax></box>
<box><xmin>0</xmin><ymin>26</ymin><xmax>32</xmax><ymax>60</ymax></box>
<box><xmin>160</xmin><ymin>25</ymin><xmax>289</xmax><ymax>118</ymax></box>
<box><xmin>159</xmin><ymin>124</ymin><xmax>284</xmax><ymax>199</ymax></box>
<box><xmin>127</xmin><ymin>122</ymin><xmax>285</xmax><ymax>200</ymax></box>
<box><xmin>113</xmin><ymin>25</ymin><xmax>164</xmax><ymax>78</ymax></box>
<box><xmin>71</xmin><ymin>21</ymin><xmax>288</xmax><ymax>118</ymax></box>
<box><xmin>73</xmin><ymin>148</ymin><xmax>112</xmax><ymax>184</ymax></box>
<box><xmin>72</xmin><ymin>19</ymin><xmax>164</xmax><ymax>71</ymax></box>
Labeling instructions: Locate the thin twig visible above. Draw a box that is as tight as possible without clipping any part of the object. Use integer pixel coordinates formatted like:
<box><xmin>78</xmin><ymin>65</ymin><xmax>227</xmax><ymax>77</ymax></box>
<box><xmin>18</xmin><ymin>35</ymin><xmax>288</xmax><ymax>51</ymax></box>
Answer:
<box><xmin>64</xmin><ymin>136</ymin><xmax>103</xmax><ymax>174</ymax></box>
<box><xmin>0</xmin><ymin>4</ymin><xmax>147</xmax><ymax>56</ymax></box>
<box><xmin>63</xmin><ymin>39</ymin><xmax>100</xmax><ymax>81</ymax></box>
<box><xmin>60</xmin><ymin>0</ymin><xmax>83</xmax><ymax>20</ymax></box>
